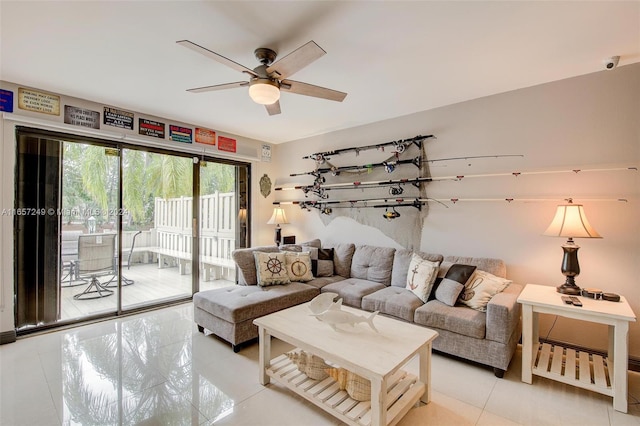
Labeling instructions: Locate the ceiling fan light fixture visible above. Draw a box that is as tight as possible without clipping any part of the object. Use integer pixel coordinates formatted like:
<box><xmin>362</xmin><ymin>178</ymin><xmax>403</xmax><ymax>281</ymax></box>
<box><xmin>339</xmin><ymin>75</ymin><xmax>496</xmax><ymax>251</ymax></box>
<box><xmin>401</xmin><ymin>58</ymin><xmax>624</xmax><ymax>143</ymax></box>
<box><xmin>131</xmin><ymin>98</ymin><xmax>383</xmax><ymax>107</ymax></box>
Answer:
<box><xmin>249</xmin><ymin>79</ymin><xmax>280</xmax><ymax>105</ymax></box>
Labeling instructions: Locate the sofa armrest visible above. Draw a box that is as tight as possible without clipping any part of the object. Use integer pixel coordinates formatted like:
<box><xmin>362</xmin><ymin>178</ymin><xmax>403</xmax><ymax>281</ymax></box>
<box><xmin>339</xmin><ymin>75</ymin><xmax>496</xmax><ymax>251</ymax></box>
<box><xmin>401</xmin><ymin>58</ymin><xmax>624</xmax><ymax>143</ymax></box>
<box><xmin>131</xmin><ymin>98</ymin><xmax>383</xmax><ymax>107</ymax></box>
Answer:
<box><xmin>486</xmin><ymin>283</ymin><xmax>523</xmax><ymax>344</ymax></box>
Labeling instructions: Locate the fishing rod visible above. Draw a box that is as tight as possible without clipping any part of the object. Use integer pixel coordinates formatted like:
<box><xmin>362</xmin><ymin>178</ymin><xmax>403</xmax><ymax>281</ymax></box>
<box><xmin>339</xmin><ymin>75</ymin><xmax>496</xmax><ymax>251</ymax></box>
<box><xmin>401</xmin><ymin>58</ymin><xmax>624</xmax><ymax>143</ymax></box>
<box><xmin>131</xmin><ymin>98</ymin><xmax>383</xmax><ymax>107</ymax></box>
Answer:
<box><xmin>283</xmin><ymin>198</ymin><xmax>431</xmax><ymax>217</ymax></box>
<box><xmin>274</xmin><ymin>197</ymin><xmax>629</xmax><ymax>216</ymax></box>
<box><xmin>289</xmin><ymin>156</ymin><xmax>421</xmax><ymax>179</ymax></box>
<box><xmin>276</xmin><ymin>166</ymin><xmax>638</xmax><ymax>196</ymax></box>
<box><xmin>302</xmin><ymin>134</ymin><xmax>434</xmax><ymax>164</ymax></box>
<box><xmin>289</xmin><ymin>154</ymin><xmax>525</xmax><ymax>180</ymax></box>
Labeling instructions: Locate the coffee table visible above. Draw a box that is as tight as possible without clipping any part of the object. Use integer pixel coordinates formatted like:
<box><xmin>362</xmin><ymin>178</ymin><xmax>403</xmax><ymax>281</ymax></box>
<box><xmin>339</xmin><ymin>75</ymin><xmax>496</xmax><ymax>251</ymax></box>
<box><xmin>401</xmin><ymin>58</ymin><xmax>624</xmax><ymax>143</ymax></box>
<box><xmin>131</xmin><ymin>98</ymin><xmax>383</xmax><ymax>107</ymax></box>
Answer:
<box><xmin>253</xmin><ymin>302</ymin><xmax>438</xmax><ymax>426</ymax></box>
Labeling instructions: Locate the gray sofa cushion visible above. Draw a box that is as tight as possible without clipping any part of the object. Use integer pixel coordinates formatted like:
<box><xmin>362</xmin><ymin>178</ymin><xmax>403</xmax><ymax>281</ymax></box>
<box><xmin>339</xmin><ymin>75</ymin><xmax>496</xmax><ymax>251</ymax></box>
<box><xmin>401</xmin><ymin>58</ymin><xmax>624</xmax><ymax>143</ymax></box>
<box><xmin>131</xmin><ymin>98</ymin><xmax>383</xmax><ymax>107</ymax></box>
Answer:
<box><xmin>391</xmin><ymin>249</ymin><xmax>444</xmax><ymax>287</ymax></box>
<box><xmin>350</xmin><ymin>245</ymin><xmax>396</xmax><ymax>285</ymax></box>
<box><xmin>193</xmin><ymin>282</ymin><xmax>319</xmax><ymax>323</ymax></box>
<box><xmin>232</xmin><ymin>246</ymin><xmax>281</xmax><ymax>285</ymax></box>
<box><xmin>331</xmin><ymin>243</ymin><xmax>356</xmax><ymax>278</ymax></box>
<box><xmin>414</xmin><ymin>300</ymin><xmax>486</xmax><ymax>339</ymax></box>
<box><xmin>280</xmin><ymin>239</ymin><xmax>322</xmax><ymax>252</ymax></box>
<box><xmin>361</xmin><ymin>287</ymin><xmax>423</xmax><ymax>322</ymax></box>
<box><xmin>442</xmin><ymin>256</ymin><xmax>506</xmax><ymax>278</ymax></box>
<box><xmin>303</xmin><ymin>275</ymin><xmax>345</xmax><ymax>290</ymax></box>
<box><xmin>321</xmin><ymin>277</ymin><xmax>385</xmax><ymax>307</ymax></box>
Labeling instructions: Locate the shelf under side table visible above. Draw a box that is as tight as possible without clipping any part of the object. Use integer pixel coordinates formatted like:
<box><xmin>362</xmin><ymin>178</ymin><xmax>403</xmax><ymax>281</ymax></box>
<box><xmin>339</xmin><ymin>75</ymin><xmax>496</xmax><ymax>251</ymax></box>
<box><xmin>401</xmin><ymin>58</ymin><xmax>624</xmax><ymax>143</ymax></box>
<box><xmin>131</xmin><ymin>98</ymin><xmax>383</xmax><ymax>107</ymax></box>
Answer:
<box><xmin>533</xmin><ymin>342</ymin><xmax>613</xmax><ymax>396</ymax></box>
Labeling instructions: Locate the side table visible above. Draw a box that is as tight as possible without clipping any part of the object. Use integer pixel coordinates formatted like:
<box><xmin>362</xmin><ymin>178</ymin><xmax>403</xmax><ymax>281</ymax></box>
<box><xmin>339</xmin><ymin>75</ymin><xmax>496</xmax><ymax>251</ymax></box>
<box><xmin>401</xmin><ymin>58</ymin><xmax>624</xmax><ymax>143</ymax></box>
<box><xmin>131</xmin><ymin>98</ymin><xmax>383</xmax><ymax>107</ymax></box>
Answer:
<box><xmin>518</xmin><ymin>284</ymin><xmax>636</xmax><ymax>412</ymax></box>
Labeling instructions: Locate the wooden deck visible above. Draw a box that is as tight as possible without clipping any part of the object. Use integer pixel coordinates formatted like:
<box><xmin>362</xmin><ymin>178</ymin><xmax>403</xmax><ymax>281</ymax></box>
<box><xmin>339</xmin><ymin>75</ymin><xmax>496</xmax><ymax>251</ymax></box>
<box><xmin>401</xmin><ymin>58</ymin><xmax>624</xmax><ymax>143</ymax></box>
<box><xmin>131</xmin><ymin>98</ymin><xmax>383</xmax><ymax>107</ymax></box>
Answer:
<box><xmin>59</xmin><ymin>262</ymin><xmax>234</xmax><ymax>321</ymax></box>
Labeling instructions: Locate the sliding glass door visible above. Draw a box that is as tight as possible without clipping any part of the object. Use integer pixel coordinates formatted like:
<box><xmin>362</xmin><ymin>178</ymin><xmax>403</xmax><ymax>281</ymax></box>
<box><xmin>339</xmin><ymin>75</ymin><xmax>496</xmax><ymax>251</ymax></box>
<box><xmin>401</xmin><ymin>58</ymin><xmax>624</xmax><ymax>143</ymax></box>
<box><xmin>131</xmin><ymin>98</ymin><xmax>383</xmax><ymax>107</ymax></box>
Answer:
<box><xmin>14</xmin><ymin>127</ymin><xmax>249</xmax><ymax>333</ymax></box>
<box><xmin>120</xmin><ymin>149</ymin><xmax>194</xmax><ymax>310</ymax></box>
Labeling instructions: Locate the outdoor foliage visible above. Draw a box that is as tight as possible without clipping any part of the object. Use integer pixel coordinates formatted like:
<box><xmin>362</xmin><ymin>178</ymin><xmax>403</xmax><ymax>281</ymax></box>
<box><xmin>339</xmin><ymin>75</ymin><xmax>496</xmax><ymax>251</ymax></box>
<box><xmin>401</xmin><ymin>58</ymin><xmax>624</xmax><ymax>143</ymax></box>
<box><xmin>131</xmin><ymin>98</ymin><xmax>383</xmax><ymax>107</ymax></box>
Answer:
<box><xmin>62</xmin><ymin>143</ymin><xmax>235</xmax><ymax>229</ymax></box>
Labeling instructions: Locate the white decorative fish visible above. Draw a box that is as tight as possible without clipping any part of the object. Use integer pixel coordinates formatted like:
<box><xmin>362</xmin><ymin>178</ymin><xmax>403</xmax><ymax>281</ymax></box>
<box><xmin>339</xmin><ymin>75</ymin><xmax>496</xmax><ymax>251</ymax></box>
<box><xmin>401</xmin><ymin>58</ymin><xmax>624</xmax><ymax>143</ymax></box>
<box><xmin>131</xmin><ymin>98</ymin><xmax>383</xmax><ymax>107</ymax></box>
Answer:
<box><xmin>312</xmin><ymin>300</ymin><xmax>379</xmax><ymax>333</ymax></box>
<box><xmin>308</xmin><ymin>292</ymin><xmax>340</xmax><ymax>315</ymax></box>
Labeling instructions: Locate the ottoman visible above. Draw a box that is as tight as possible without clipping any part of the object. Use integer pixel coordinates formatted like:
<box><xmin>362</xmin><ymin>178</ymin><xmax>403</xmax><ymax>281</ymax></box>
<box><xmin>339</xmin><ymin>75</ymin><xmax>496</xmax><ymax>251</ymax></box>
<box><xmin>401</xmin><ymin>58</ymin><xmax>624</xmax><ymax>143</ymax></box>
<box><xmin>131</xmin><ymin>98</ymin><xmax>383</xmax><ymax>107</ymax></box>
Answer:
<box><xmin>193</xmin><ymin>282</ymin><xmax>319</xmax><ymax>352</ymax></box>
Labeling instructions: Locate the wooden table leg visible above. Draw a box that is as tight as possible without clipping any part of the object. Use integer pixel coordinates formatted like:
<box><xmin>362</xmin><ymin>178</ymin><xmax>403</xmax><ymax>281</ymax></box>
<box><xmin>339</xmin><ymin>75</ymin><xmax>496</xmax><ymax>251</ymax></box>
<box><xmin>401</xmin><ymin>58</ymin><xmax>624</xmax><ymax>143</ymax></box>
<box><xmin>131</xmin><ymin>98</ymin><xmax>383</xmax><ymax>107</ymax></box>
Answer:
<box><xmin>258</xmin><ymin>326</ymin><xmax>271</xmax><ymax>385</ymax></box>
<box><xmin>611</xmin><ymin>322</ymin><xmax>629</xmax><ymax>413</ymax></box>
<box><xmin>370</xmin><ymin>376</ymin><xmax>386</xmax><ymax>426</ymax></box>
<box><xmin>418</xmin><ymin>344</ymin><xmax>431</xmax><ymax>404</ymax></box>
<box><xmin>521</xmin><ymin>305</ymin><xmax>534</xmax><ymax>384</ymax></box>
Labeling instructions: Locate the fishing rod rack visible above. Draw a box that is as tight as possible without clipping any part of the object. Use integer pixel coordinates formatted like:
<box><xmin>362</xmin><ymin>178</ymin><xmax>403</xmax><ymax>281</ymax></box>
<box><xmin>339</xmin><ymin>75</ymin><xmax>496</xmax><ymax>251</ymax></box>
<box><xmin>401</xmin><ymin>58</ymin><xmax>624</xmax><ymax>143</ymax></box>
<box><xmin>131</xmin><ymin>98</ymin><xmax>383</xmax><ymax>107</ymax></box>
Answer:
<box><xmin>276</xmin><ymin>132</ymin><xmax>636</xmax><ymax>221</ymax></box>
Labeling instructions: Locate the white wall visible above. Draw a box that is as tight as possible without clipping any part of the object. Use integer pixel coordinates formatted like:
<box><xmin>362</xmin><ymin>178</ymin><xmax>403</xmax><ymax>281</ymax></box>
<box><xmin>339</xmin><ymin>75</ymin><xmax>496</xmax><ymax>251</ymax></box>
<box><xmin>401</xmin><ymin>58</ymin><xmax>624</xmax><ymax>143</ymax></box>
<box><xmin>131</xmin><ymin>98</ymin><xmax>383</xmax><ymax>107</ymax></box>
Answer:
<box><xmin>0</xmin><ymin>81</ymin><xmax>276</xmax><ymax>337</ymax></box>
<box><xmin>271</xmin><ymin>64</ymin><xmax>640</xmax><ymax>358</ymax></box>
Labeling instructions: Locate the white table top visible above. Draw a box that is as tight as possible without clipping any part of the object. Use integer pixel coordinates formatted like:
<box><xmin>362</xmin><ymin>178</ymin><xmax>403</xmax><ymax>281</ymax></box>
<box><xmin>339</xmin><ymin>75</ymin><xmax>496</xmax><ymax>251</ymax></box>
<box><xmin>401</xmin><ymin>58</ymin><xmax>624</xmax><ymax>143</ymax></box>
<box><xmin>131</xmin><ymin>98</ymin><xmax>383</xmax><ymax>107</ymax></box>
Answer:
<box><xmin>254</xmin><ymin>302</ymin><xmax>438</xmax><ymax>378</ymax></box>
<box><xmin>518</xmin><ymin>284</ymin><xmax>636</xmax><ymax>322</ymax></box>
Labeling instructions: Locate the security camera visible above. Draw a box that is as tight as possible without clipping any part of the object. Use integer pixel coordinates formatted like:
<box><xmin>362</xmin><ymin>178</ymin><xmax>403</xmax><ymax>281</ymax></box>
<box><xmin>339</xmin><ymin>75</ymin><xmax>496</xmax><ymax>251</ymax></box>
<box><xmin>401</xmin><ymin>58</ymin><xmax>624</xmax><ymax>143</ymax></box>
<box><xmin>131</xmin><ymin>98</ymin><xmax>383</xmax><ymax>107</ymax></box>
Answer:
<box><xmin>604</xmin><ymin>56</ymin><xmax>620</xmax><ymax>70</ymax></box>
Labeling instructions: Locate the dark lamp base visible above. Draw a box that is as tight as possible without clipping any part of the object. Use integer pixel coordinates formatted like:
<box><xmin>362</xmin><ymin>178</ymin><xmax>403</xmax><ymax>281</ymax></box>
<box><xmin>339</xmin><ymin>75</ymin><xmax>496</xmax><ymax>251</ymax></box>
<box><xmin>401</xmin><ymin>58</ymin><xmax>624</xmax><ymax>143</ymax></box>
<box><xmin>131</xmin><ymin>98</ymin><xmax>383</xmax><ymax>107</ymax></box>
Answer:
<box><xmin>556</xmin><ymin>283</ymin><xmax>581</xmax><ymax>295</ymax></box>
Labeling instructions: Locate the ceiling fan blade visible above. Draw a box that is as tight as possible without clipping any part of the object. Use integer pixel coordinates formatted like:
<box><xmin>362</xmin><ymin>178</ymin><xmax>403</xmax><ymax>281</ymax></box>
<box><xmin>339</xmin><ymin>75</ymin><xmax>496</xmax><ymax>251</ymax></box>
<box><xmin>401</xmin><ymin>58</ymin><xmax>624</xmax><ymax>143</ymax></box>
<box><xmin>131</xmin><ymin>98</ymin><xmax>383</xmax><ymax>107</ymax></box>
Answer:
<box><xmin>186</xmin><ymin>81</ymin><xmax>248</xmax><ymax>93</ymax></box>
<box><xmin>177</xmin><ymin>40</ymin><xmax>257</xmax><ymax>77</ymax></box>
<box><xmin>265</xmin><ymin>101</ymin><xmax>281</xmax><ymax>116</ymax></box>
<box><xmin>280</xmin><ymin>80</ymin><xmax>347</xmax><ymax>102</ymax></box>
<box><xmin>266</xmin><ymin>41</ymin><xmax>326</xmax><ymax>79</ymax></box>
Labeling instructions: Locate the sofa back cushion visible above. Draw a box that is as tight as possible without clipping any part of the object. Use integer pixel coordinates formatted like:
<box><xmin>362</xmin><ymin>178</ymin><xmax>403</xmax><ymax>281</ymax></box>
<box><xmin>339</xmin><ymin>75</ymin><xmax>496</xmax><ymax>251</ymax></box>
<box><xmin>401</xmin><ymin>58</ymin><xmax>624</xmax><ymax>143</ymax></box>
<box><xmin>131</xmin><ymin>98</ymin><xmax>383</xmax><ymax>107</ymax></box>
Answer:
<box><xmin>441</xmin><ymin>256</ymin><xmax>507</xmax><ymax>278</ymax></box>
<box><xmin>232</xmin><ymin>245</ymin><xmax>280</xmax><ymax>285</ymax></box>
<box><xmin>350</xmin><ymin>245</ymin><xmax>396</xmax><ymax>285</ymax></box>
<box><xmin>391</xmin><ymin>249</ymin><xmax>444</xmax><ymax>287</ymax></box>
<box><xmin>331</xmin><ymin>243</ymin><xmax>356</xmax><ymax>278</ymax></box>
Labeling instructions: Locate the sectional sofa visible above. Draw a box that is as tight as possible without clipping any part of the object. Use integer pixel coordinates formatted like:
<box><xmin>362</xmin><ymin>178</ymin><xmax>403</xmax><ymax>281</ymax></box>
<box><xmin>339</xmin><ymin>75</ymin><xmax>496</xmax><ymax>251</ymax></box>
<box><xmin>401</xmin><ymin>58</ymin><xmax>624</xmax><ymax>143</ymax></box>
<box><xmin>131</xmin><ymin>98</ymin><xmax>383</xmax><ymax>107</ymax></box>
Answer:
<box><xmin>193</xmin><ymin>240</ymin><xmax>523</xmax><ymax>377</ymax></box>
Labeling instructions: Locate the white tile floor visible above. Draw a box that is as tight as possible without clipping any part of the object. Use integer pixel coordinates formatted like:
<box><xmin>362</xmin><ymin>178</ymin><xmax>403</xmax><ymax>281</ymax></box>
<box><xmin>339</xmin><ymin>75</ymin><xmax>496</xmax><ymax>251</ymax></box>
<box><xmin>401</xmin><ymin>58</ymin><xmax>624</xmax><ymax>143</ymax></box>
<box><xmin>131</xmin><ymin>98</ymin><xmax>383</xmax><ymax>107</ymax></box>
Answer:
<box><xmin>1</xmin><ymin>302</ymin><xmax>639</xmax><ymax>426</ymax></box>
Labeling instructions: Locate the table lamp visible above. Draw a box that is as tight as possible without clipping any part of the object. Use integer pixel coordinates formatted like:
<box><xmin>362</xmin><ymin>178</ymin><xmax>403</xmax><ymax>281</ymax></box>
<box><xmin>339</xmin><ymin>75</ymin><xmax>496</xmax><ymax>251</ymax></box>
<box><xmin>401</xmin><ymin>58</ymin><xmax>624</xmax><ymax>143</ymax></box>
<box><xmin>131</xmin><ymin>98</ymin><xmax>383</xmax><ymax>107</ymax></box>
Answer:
<box><xmin>267</xmin><ymin>207</ymin><xmax>289</xmax><ymax>246</ymax></box>
<box><xmin>543</xmin><ymin>199</ymin><xmax>602</xmax><ymax>295</ymax></box>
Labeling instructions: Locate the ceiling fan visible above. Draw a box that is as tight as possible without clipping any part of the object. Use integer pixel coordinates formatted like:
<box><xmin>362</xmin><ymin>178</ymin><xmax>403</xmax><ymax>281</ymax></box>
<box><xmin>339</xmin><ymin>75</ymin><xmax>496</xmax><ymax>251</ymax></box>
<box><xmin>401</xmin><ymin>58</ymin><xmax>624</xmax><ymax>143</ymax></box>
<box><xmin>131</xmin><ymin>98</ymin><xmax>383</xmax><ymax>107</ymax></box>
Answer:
<box><xmin>177</xmin><ymin>40</ymin><xmax>347</xmax><ymax>116</ymax></box>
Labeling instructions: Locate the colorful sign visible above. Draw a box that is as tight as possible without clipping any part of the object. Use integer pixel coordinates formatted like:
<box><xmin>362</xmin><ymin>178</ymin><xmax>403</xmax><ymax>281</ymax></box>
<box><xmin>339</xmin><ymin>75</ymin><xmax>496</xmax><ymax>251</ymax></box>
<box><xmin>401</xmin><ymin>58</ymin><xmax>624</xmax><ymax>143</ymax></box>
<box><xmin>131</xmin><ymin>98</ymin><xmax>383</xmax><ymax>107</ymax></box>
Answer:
<box><xmin>104</xmin><ymin>107</ymin><xmax>134</xmax><ymax>130</ymax></box>
<box><xmin>169</xmin><ymin>125</ymin><xmax>193</xmax><ymax>143</ymax></box>
<box><xmin>139</xmin><ymin>118</ymin><xmax>165</xmax><ymax>138</ymax></box>
<box><xmin>195</xmin><ymin>127</ymin><xmax>216</xmax><ymax>145</ymax></box>
<box><xmin>18</xmin><ymin>88</ymin><xmax>60</xmax><ymax>115</ymax></box>
<box><xmin>0</xmin><ymin>89</ymin><xmax>13</xmax><ymax>112</ymax></box>
<box><xmin>218</xmin><ymin>136</ymin><xmax>237</xmax><ymax>153</ymax></box>
<box><xmin>64</xmin><ymin>105</ymin><xmax>100</xmax><ymax>129</ymax></box>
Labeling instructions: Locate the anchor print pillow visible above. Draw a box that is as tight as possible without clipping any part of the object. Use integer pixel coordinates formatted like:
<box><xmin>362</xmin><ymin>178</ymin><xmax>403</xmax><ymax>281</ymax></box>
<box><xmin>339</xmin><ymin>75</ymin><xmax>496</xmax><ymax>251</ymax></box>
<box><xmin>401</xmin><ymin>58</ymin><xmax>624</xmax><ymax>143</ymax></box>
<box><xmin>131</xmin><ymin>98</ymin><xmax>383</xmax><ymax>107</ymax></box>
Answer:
<box><xmin>254</xmin><ymin>252</ymin><xmax>291</xmax><ymax>286</ymax></box>
<box><xmin>459</xmin><ymin>269</ymin><xmax>512</xmax><ymax>311</ymax></box>
<box><xmin>284</xmin><ymin>252</ymin><xmax>314</xmax><ymax>282</ymax></box>
<box><xmin>405</xmin><ymin>253</ymin><xmax>440</xmax><ymax>303</ymax></box>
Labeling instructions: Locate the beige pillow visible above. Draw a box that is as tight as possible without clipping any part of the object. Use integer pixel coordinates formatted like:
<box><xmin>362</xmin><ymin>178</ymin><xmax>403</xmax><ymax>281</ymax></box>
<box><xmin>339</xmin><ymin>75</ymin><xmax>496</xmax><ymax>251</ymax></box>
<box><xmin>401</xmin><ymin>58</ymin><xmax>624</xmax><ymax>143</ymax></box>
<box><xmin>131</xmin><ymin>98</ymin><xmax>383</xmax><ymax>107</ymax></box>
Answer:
<box><xmin>406</xmin><ymin>253</ymin><xmax>440</xmax><ymax>303</ymax></box>
<box><xmin>285</xmin><ymin>252</ymin><xmax>314</xmax><ymax>282</ymax></box>
<box><xmin>459</xmin><ymin>270</ymin><xmax>512</xmax><ymax>311</ymax></box>
<box><xmin>254</xmin><ymin>252</ymin><xmax>291</xmax><ymax>286</ymax></box>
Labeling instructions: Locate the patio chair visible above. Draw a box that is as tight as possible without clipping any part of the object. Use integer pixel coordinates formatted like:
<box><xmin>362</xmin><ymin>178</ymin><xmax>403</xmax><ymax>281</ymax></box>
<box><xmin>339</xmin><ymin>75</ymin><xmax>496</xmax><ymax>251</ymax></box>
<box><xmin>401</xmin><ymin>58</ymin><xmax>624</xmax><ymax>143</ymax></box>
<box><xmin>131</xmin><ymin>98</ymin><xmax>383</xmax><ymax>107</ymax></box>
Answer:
<box><xmin>103</xmin><ymin>230</ymin><xmax>142</xmax><ymax>287</ymax></box>
<box><xmin>60</xmin><ymin>230</ymin><xmax>86</xmax><ymax>287</ymax></box>
<box><xmin>73</xmin><ymin>233</ymin><xmax>116</xmax><ymax>300</ymax></box>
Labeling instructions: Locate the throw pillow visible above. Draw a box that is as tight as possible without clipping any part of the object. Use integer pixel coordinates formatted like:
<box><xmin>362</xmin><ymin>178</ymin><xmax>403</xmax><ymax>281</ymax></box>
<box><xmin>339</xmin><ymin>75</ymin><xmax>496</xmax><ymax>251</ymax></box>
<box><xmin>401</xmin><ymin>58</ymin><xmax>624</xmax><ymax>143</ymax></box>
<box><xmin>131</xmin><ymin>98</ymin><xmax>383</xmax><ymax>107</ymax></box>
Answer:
<box><xmin>316</xmin><ymin>248</ymin><xmax>334</xmax><ymax>277</ymax></box>
<box><xmin>435</xmin><ymin>278</ymin><xmax>465</xmax><ymax>306</ymax></box>
<box><xmin>284</xmin><ymin>252</ymin><xmax>314</xmax><ymax>282</ymax></box>
<box><xmin>459</xmin><ymin>269</ymin><xmax>512</xmax><ymax>312</ymax></box>
<box><xmin>305</xmin><ymin>247</ymin><xmax>334</xmax><ymax>277</ymax></box>
<box><xmin>254</xmin><ymin>252</ymin><xmax>291</xmax><ymax>286</ymax></box>
<box><xmin>431</xmin><ymin>263</ymin><xmax>477</xmax><ymax>302</ymax></box>
<box><xmin>405</xmin><ymin>253</ymin><xmax>440</xmax><ymax>303</ymax></box>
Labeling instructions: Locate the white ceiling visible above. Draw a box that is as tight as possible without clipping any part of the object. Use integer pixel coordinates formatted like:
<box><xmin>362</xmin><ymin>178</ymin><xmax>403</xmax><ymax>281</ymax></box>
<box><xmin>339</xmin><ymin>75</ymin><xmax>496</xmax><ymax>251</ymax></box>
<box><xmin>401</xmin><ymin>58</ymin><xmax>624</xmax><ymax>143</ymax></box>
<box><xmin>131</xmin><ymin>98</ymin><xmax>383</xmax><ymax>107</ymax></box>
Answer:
<box><xmin>2</xmin><ymin>1</ymin><xmax>639</xmax><ymax>144</ymax></box>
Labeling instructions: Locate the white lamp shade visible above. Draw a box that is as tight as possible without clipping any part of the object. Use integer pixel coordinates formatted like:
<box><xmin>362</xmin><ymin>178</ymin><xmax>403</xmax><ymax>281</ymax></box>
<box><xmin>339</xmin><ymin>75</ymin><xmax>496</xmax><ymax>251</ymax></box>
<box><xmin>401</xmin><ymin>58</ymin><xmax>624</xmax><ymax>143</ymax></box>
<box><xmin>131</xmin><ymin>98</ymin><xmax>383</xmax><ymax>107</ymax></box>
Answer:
<box><xmin>249</xmin><ymin>80</ymin><xmax>280</xmax><ymax>105</ymax></box>
<box><xmin>267</xmin><ymin>207</ymin><xmax>288</xmax><ymax>225</ymax></box>
<box><xmin>543</xmin><ymin>202</ymin><xmax>601</xmax><ymax>239</ymax></box>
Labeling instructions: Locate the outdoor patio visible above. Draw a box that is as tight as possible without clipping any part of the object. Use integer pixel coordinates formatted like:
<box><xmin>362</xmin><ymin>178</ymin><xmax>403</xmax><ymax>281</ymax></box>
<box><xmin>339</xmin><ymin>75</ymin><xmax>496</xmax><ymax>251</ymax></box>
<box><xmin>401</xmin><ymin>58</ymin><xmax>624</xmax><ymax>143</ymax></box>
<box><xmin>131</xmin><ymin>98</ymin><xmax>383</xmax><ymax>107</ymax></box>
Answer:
<box><xmin>59</xmin><ymin>262</ymin><xmax>235</xmax><ymax>321</ymax></box>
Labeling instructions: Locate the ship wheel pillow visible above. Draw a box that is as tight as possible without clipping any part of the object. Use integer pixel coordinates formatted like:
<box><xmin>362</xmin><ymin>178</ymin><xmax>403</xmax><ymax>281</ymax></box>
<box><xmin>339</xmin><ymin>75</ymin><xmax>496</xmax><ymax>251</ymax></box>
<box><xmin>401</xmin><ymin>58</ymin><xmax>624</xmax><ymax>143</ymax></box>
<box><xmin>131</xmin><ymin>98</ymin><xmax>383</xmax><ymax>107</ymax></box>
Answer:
<box><xmin>254</xmin><ymin>252</ymin><xmax>291</xmax><ymax>286</ymax></box>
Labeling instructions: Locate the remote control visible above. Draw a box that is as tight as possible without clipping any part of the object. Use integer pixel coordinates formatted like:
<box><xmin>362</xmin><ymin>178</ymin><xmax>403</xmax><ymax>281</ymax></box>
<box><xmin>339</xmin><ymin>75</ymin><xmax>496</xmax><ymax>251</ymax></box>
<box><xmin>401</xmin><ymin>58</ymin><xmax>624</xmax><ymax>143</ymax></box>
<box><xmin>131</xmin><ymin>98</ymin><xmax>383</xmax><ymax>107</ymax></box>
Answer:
<box><xmin>569</xmin><ymin>296</ymin><xmax>583</xmax><ymax>307</ymax></box>
<box><xmin>561</xmin><ymin>296</ymin><xmax>573</xmax><ymax>305</ymax></box>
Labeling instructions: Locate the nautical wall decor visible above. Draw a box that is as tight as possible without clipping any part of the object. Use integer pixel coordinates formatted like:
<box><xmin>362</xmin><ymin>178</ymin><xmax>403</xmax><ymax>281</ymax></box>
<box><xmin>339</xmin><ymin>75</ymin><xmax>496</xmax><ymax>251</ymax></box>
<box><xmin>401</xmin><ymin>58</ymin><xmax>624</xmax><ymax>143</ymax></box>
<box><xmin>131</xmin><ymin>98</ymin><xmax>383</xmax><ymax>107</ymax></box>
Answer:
<box><xmin>260</xmin><ymin>173</ymin><xmax>272</xmax><ymax>198</ymax></box>
<box><xmin>275</xmin><ymin>131</ymin><xmax>636</xmax><ymax>248</ymax></box>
